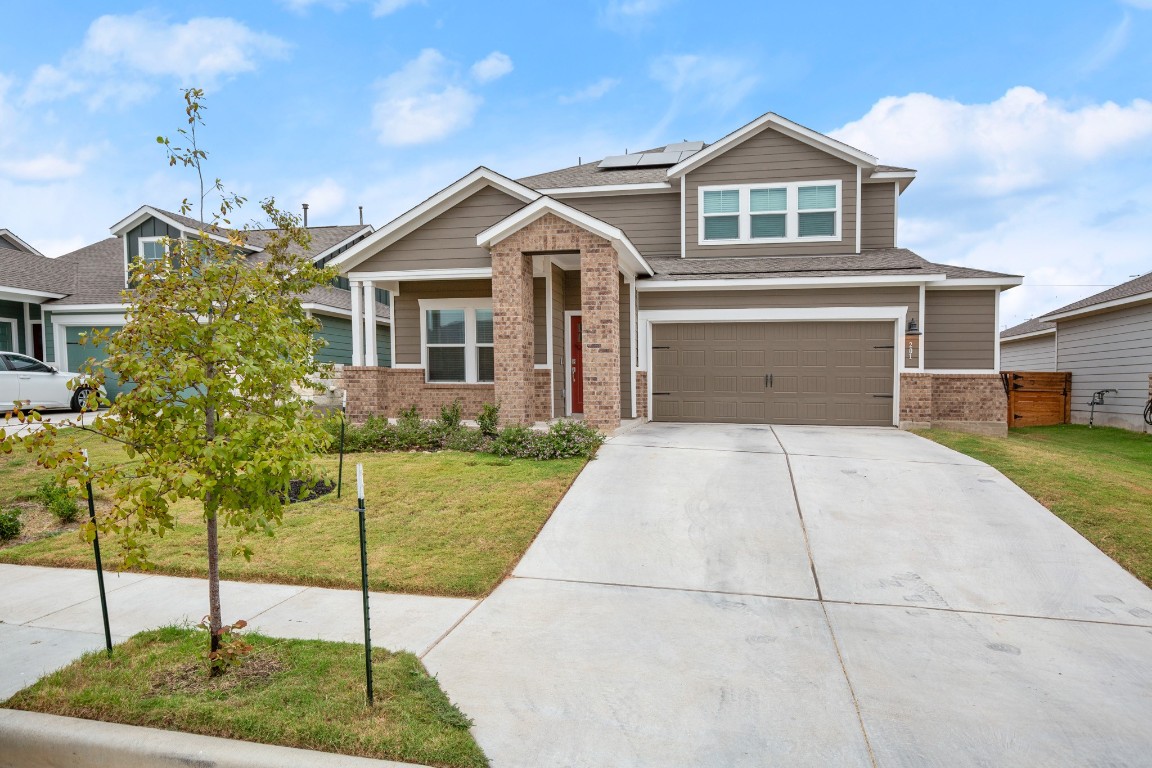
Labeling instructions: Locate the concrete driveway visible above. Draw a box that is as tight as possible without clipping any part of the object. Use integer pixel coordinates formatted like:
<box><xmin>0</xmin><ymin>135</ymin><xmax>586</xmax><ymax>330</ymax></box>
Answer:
<box><xmin>424</xmin><ymin>423</ymin><xmax>1152</xmax><ymax>767</ymax></box>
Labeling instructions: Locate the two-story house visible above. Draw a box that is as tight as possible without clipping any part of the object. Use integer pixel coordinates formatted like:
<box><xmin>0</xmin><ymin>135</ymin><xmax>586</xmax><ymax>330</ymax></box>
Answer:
<box><xmin>0</xmin><ymin>207</ymin><xmax>391</xmax><ymax>401</ymax></box>
<box><xmin>331</xmin><ymin>111</ymin><xmax>1020</xmax><ymax>434</ymax></box>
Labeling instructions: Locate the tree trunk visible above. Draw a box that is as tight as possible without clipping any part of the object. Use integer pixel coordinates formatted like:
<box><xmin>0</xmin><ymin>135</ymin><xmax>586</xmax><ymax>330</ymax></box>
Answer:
<box><xmin>206</xmin><ymin>502</ymin><xmax>222</xmax><ymax>675</ymax></box>
<box><xmin>205</xmin><ymin>374</ymin><xmax>222</xmax><ymax>676</ymax></box>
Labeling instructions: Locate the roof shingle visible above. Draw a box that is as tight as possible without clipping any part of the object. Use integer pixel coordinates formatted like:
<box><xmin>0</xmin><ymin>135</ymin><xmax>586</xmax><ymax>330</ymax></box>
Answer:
<box><xmin>1040</xmin><ymin>271</ymin><xmax>1152</xmax><ymax>318</ymax></box>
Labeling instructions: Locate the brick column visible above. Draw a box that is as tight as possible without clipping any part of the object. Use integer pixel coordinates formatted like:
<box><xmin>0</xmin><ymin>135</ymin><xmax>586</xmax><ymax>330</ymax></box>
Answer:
<box><xmin>491</xmin><ymin>247</ymin><xmax>535</xmax><ymax>425</ymax></box>
<box><xmin>581</xmin><ymin>241</ymin><xmax>620</xmax><ymax>431</ymax></box>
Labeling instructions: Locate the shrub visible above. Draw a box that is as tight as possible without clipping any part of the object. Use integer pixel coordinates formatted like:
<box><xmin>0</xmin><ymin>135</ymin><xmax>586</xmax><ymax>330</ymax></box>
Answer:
<box><xmin>444</xmin><ymin>427</ymin><xmax>489</xmax><ymax>453</ymax></box>
<box><xmin>438</xmin><ymin>400</ymin><xmax>463</xmax><ymax>432</ymax></box>
<box><xmin>0</xmin><ymin>509</ymin><xmax>21</xmax><ymax>541</ymax></box>
<box><xmin>539</xmin><ymin>419</ymin><xmax>605</xmax><ymax>459</ymax></box>
<box><xmin>36</xmin><ymin>479</ymin><xmax>81</xmax><ymax>524</ymax></box>
<box><xmin>491</xmin><ymin>425</ymin><xmax>539</xmax><ymax>458</ymax></box>
<box><xmin>393</xmin><ymin>405</ymin><xmax>434</xmax><ymax>451</ymax></box>
<box><xmin>476</xmin><ymin>403</ymin><xmax>500</xmax><ymax>438</ymax></box>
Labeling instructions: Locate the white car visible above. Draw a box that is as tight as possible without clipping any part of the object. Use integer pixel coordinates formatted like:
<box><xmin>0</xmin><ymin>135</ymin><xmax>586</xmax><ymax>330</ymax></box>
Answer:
<box><xmin>0</xmin><ymin>352</ymin><xmax>102</xmax><ymax>412</ymax></box>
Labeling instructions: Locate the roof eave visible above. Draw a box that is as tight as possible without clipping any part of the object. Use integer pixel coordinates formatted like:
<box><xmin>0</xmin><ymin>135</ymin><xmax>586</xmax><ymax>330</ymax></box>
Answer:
<box><xmin>330</xmin><ymin>167</ymin><xmax>541</xmax><ymax>272</ymax></box>
<box><xmin>1001</xmin><ymin>328</ymin><xmax>1056</xmax><ymax>342</ymax></box>
<box><xmin>534</xmin><ymin>182</ymin><xmax>674</xmax><ymax>197</ymax></box>
<box><xmin>667</xmin><ymin>112</ymin><xmax>879</xmax><ymax>179</ymax></box>
<box><xmin>1040</xmin><ymin>290</ymin><xmax>1152</xmax><ymax>322</ymax></box>
<box><xmin>0</xmin><ymin>229</ymin><xmax>45</xmax><ymax>257</ymax></box>
<box><xmin>926</xmin><ymin>276</ymin><xmax>1024</xmax><ymax>289</ymax></box>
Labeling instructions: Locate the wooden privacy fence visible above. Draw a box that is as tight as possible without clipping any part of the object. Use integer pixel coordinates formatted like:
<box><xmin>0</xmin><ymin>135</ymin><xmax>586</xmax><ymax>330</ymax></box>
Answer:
<box><xmin>1001</xmin><ymin>371</ymin><xmax>1072</xmax><ymax>428</ymax></box>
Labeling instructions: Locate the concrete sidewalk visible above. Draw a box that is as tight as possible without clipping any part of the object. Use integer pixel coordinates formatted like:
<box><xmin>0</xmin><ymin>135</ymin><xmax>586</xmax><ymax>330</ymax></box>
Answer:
<box><xmin>0</xmin><ymin>563</ymin><xmax>476</xmax><ymax>699</ymax></box>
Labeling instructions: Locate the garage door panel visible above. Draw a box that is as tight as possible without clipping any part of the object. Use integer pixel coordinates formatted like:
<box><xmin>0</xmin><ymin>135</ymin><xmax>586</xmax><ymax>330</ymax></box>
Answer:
<box><xmin>652</xmin><ymin>321</ymin><xmax>895</xmax><ymax>426</ymax></box>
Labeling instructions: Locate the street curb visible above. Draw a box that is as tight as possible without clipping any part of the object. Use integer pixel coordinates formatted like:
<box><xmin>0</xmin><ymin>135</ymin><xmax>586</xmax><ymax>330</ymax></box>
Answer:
<box><xmin>0</xmin><ymin>709</ymin><xmax>429</xmax><ymax>768</ymax></box>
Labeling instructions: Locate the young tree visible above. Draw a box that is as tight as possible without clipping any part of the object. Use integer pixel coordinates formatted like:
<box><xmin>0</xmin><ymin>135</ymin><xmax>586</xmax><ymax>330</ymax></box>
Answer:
<box><xmin>1</xmin><ymin>89</ymin><xmax>336</xmax><ymax>672</ymax></box>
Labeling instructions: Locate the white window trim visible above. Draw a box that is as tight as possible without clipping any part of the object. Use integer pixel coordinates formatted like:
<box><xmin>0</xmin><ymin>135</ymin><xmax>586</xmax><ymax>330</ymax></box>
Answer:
<box><xmin>0</xmin><ymin>318</ymin><xmax>17</xmax><ymax>353</ymax></box>
<box><xmin>137</xmin><ymin>236</ymin><xmax>170</xmax><ymax>263</ymax></box>
<box><xmin>698</xmin><ymin>180</ymin><xmax>842</xmax><ymax>245</ymax></box>
<box><xmin>418</xmin><ymin>298</ymin><xmax>494</xmax><ymax>384</ymax></box>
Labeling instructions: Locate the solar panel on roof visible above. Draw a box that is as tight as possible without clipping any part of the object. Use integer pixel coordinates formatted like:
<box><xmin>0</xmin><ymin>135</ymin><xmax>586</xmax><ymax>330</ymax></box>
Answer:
<box><xmin>632</xmin><ymin>151</ymin><xmax>680</xmax><ymax>166</ymax></box>
<box><xmin>598</xmin><ymin>155</ymin><xmax>643</xmax><ymax>169</ymax></box>
<box><xmin>664</xmin><ymin>141</ymin><xmax>705</xmax><ymax>151</ymax></box>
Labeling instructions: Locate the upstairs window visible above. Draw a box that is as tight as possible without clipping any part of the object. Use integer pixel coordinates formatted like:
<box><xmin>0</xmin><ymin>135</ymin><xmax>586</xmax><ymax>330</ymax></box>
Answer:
<box><xmin>138</xmin><ymin>237</ymin><xmax>168</xmax><ymax>263</ymax></box>
<box><xmin>699</xmin><ymin>181</ymin><xmax>841</xmax><ymax>244</ymax></box>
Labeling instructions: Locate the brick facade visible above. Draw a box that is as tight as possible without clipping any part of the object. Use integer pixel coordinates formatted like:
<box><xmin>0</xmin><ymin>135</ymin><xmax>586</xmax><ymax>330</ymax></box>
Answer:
<box><xmin>340</xmin><ymin>366</ymin><xmax>495</xmax><ymax>423</ymax></box>
<box><xmin>900</xmin><ymin>372</ymin><xmax>1007</xmax><ymax>436</ymax></box>
<box><xmin>489</xmin><ymin>213</ymin><xmax>620</xmax><ymax>431</ymax></box>
<box><xmin>535</xmin><ymin>368</ymin><xmax>553</xmax><ymax>421</ymax></box>
<box><xmin>635</xmin><ymin>370</ymin><xmax>648</xmax><ymax>420</ymax></box>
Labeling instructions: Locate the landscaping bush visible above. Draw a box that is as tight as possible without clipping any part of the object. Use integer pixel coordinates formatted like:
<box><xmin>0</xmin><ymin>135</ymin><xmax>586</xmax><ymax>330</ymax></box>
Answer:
<box><xmin>476</xmin><ymin>403</ymin><xmax>500</xmax><ymax>437</ymax></box>
<box><xmin>324</xmin><ymin>403</ymin><xmax>603</xmax><ymax>460</ymax></box>
<box><xmin>0</xmin><ymin>509</ymin><xmax>21</xmax><ymax>541</ymax></box>
<box><xmin>36</xmin><ymin>479</ymin><xmax>81</xmax><ymax>524</ymax></box>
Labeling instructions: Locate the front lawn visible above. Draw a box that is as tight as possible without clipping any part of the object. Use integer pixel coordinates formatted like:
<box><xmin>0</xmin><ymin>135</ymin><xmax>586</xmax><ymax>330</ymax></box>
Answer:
<box><xmin>3</xmin><ymin>626</ymin><xmax>488</xmax><ymax>768</ymax></box>
<box><xmin>918</xmin><ymin>425</ymin><xmax>1152</xmax><ymax>586</ymax></box>
<box><xmin>0</xmin><ymin>431</ymin><xmax>585</xmax><ymax>598</ymax></box>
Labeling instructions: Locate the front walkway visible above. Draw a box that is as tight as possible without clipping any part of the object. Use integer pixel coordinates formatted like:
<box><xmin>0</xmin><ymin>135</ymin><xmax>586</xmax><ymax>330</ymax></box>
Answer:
<box><xmin>0</xmin><ymin>564</ymin><xmax>475</xmax><ymax>699</ymax></box>
<box><xmin>422</xmin><ymin>423</ymin><xmax>1152</xmax><ymax>767</ymax></box>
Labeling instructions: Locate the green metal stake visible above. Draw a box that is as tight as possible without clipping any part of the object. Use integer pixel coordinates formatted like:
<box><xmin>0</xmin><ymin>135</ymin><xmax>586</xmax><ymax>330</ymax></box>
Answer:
<box><xmin>83</xmin><ymin>449</ymin><xmax>112</xmax><ymax>655</ymax></box>
<box><xmin>337</xmin><ymin>391</ymin><xmax>347</xmax><ymax>499</ymax></box>
<box><xmin>357</xmin><ymin>463</ymin><xmax>374</xmax><ymax>705</ymax></box>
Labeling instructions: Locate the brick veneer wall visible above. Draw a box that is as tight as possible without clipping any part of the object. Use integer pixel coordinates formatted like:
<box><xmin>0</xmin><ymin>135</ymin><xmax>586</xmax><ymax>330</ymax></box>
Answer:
<box><xmin>636</xmin><ymin>370</ymin><xmax>648</xmax><ymax>420</ymax></box>
<box><xmin>488</xmin><ymin>212</ymin><xmax>620</xmax><ymax>431</ymax></box>
<box><xmin>339</xmin><ymin>366</ymin><xmax>496</xmax><ymax>423</ymax></box>
<box><xmin>900</xmin><ymin>372</ymin><xmax>1007</xmax><ymax>436</ymax></box>
<box><xmin>535</xmin><ymin>369</ymin><xmax>553</xmax><ymax>421</ymax></box>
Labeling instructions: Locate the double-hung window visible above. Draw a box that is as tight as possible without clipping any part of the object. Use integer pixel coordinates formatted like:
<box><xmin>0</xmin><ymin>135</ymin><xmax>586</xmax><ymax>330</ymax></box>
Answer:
<box><xmin>699</xmin><ymin>181</ymin><xmax>841</xmax><ymax>244</ymax></box>
<box><xmin>138</xmin><ymin>237</ymin><xmax>168</xmax><ymax>263</ymax></box>
<box><xmin>422</xmin><ymin>299</ymin><xmax>494</xmax><ymax>383</ymax></box>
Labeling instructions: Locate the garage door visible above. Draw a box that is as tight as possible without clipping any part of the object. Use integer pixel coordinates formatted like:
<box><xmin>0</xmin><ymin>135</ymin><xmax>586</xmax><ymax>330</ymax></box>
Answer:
<box><xmin>651</xmin><ymin>321</ymin><xmax>895</xmax><ymax>426</ymax></box>
<box><xmin>65</xmin><ymin>326</ymin><xmax>131</xmax><ymax>401</ymax></box>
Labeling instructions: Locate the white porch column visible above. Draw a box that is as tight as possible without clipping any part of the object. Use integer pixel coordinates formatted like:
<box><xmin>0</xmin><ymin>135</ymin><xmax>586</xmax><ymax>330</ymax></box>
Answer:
<box><xmin>363</xmin><ymin>281</ymin><xmax>378</xmax><ymax>367</ymax></box>
<box><xmin>350</xmin><ymin>279</ymin><xmax>364</xmax><ymax>366</ymax></box>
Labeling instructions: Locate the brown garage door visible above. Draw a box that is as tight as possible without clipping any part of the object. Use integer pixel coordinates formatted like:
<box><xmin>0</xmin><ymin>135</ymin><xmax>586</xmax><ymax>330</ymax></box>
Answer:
<box><xmin>651</xmin><ymin>321</ymin><xmax>895</xmax><ymax>426</ymax></box>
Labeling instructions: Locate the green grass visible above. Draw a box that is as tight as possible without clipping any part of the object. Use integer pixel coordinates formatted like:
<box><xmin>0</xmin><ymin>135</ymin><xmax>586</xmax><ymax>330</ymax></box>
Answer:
<box><xmin>0</xmin><ymin>431</ymin><xmax>585</xmax><ymax>597</ymax></box>
<box><xmin>917</xmin><ymin>424</ymin><xmax>1152</xmax><ymax>586</ymax></box>
<box><xmin>3</xmin><ymin>627</ymin><xmax>488</xmax><ymax>768</ymax></box>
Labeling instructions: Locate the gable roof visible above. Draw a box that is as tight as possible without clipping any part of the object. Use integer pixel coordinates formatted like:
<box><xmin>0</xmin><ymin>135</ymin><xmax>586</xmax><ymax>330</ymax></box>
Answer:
<box><xmin>0</xmin><ymin>229</ymin><xmax>45</xmax><ymax>257</ymax></box>
<box><xmin>476</xmin><ymin>196</ymin><xmax>653</xmax><ymax>277</ymax></box>
<box><xmin>1040</xmin><ymin>271</ymin><xmax>1152</xmax><ymax>322</ymax></box>
<box><xmin>667</xmin><ymin>112</ymin><xmax>879</xmax><ymax>179</ymax></box>
<box><xmin>0</xmin><ymin>248</ymin><xmax>70</xmax><ymax>300</ymax></box>
<box><xmin>332</xmin><ymin>167</ymin><xmax>540</xmax><ymax>272</ymax></box>
<box><xmin>1001</xmin><ymin>317</ymin><xmax>1056</xmax><ymax>340</ymax></box>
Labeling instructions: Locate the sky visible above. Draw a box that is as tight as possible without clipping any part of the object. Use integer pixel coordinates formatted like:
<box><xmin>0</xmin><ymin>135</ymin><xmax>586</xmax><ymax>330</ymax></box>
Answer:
<box><xmin>2</xmin><ymin>0</ymin><xmax>1151</xmax><ymax>329</ymax></box>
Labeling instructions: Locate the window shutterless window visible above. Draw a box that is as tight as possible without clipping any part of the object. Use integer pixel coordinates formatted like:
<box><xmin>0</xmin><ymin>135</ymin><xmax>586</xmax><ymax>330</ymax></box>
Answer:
<box><xmin>421</xmin><ymin>300</ymin><xmax>495</xmax><ymax>384</ymax></box>
<box><xmin>698</xmin><ymin>181</ymin><xmax>841</xmax><ymax>244</ymax></box>
<box><xmin>138</xmin><ymin>237</ymin><xmax>168</xmax><ymax>263</ymax></box>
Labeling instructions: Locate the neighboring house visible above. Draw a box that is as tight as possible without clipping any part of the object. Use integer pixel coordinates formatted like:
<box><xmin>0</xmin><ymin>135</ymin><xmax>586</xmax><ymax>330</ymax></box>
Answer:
<box><xmin>331</xmin><ymin>111</ymin><xmax>1021</xmax><ymax>435</ymax></box>
<box><xmin>1</xmin><ymin>207</ymin><xmax>391</xmax><ymax>401</ymax></box>
<box><xmin>1000</xmin><ymin>317</ymin><xmax>1056</xmax><ymax>371</ymax></box>
<box><xmin>1002</xmin><ymin>272</ymin><xmax>1152</xmax><ymax>432</ymax></box>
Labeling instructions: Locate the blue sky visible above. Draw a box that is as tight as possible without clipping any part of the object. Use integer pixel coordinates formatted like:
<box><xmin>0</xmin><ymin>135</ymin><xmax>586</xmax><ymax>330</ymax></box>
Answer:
<box><xmin>2</xmin><ymin>0</ymin><xmax>1151</xmax><ymax>328</ymax></box>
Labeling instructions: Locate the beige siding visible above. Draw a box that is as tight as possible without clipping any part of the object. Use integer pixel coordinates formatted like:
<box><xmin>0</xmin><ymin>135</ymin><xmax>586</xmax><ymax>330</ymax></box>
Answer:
<box><xmin>393</xmin><ymin>279</ymin><xmax>492</xmax><ymax>364</ymax></box>
<box><xmin>564</xmin><ymin>270</ymin><xmax>581</xmax><ymax>310</ymax></box>
<box><xmin>684</xmin><ymin>127</ymin><xmax>859</xmax><ymax>258</ymax></box>
<box><xmin>1000</xmin><ymin>335</ymin><xmax>1056</xmax><ymax>372</ymax></box>
<box><xmin>924</xmin><ymin>290</ymin><xmax>997</xmax><ymax>370</ymax></box>
<box><xmin>552</xmin><ymin>265</ymin><xmax>566</xmax><ymax>416</ymax></box>
<box><xmin>1058</xmin><ymin>304</ymin><xmax>1152</xmax><ymax>431</ymax></box>
<box><xmin>860</xmin><ymin>182</ymin><xmax>897</xmax><ymax>250</ymax></box>
<box><xmin>563</xmin><ymin>193</ymin><xmax>681</xmax><ymax>259</ymax></box>
<box><xmin>354</xmin><ymin>187</ymin><xmax>524</xmax><ymax>273</ymax></box>
<box><xmin>533</xmin><ymin>277</ymin><xmax>547</xmax><ymax>365</ymax></box>
<box><xmin>639</xmin><ymin>286</ymin><xmax>918</xmax><ymax>316</ymax></box>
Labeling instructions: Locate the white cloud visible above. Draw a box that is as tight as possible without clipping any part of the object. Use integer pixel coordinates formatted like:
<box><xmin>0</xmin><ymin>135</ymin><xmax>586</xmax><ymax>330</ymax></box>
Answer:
<box><xmin>831</xmin><ymin>87</ymin><xmax>1152</xmax><ymax>195</ymax></box>
<box><xmin>1080</xmin><ymin>13</ymin><xmax>1131</xmax><ymax>74</ymax></box>
<box><xmin>470</xmin><ymin>52</ymin><xmax>513</xmax><ymax>84</ymax></box>
<box><xmin>23</xmin><ymin>13</ymin><xmax>290</xmax><ymax>108</ymax></box>
<box><xmin>650</xmin><ymin>54</ymin><xmax>758</xmax><ymax>113</ymax></box>
<box><xmin>0</xmin><ymin>153</ymin><xmax>86</xmax><ymax>182</ymax></box>
<box><xmin>278</xmin><ymin>0</ymin><xmax>419</xmax><ymax>14</ymax></box>
<box><xmin>831</xmin><ymin>88</ymin><xmax>1152</xmax><ymax>327</ymax></box>
<box><xmin>601</xmin><ymin>0</ymin><xmax>673</xmax><ymax>28</ymax></box>
<box><xmin>1121</xmin><ymin>0</ymin><xmax>1152</xmax><ymax>8</ymax></box>
<box><xmin>372</xmin><ymin>49</ymin><xmax>488</xmax><ymax>146</ymax></box>
<box><xmin>559</xmin><ymin>77</ymin><xmax>620</xmax><ymax>104</ymax></box>
<box><xmin>299</xmin><ymin>178</ymin><xmax>348</xmax><ymax>220</ymax></box>
<box><xmin>372</xmin><ymin>0</ymin><xmax>420</xmax><ymax>16</ymax></box>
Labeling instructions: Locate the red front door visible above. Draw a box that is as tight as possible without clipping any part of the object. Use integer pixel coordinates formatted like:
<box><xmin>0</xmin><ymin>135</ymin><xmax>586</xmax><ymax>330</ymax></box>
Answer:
<box><xmin>570</xmin><ymin>315</ymin><xmax>583</xmax><ymax>414</ymax></box>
